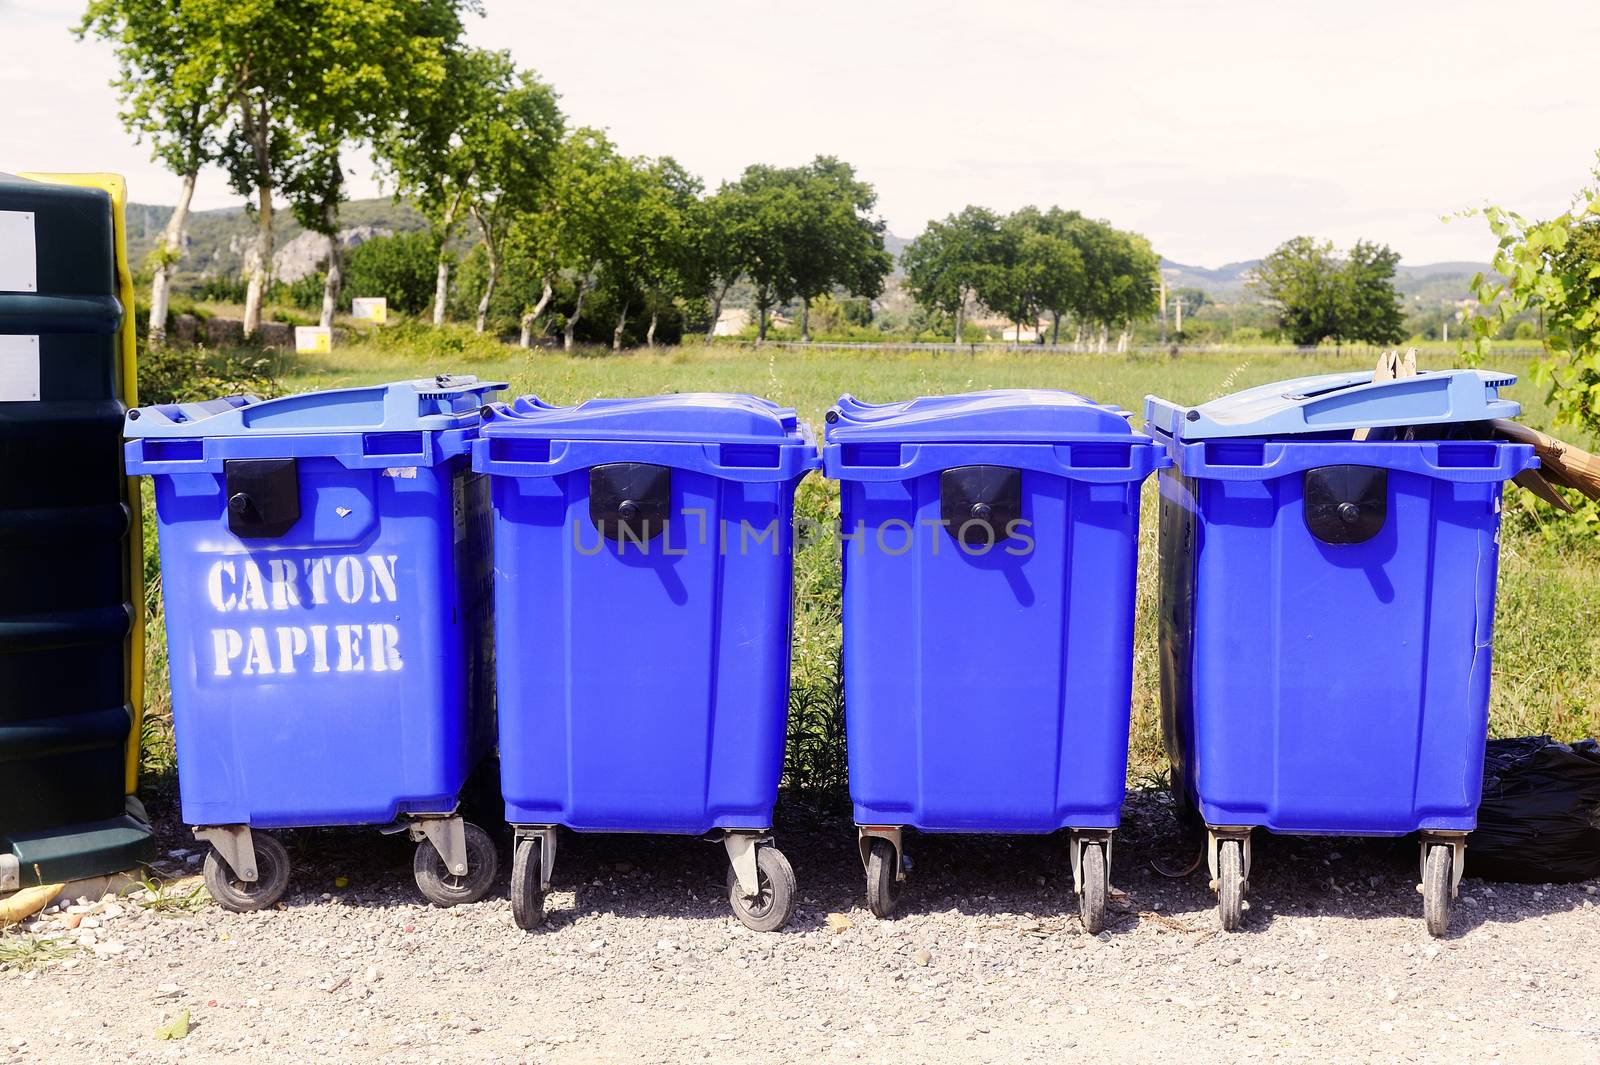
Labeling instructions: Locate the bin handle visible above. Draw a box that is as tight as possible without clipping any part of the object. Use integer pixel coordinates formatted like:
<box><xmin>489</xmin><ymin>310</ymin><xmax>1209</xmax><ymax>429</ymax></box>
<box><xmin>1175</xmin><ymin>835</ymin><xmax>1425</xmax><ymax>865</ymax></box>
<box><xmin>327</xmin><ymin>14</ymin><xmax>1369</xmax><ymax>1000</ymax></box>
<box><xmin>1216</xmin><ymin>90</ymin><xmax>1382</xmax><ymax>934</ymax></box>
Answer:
<box><xmin>1169</xmin><ymin>438</ymin><xmax>1537</xmax><ymax>483</ymax></box>
<box><xmin>472</xmin><ymin>437</ymin><xmax>820</xmax><ymax>483</ymax></box>
<box><xmin>824</xmin><ymin>441</ymin><xmax>1168</xmax><ymax>484</ymax></box>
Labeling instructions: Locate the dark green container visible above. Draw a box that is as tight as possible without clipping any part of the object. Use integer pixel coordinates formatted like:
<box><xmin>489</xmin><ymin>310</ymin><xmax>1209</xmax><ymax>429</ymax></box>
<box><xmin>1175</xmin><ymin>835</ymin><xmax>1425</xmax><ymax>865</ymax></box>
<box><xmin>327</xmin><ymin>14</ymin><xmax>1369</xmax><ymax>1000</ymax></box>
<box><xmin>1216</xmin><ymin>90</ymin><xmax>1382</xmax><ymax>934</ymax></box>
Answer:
<box><xmin>0</xmin><ymin>173</ymin><xmax>152</xmax><ymax>890</ymax></box>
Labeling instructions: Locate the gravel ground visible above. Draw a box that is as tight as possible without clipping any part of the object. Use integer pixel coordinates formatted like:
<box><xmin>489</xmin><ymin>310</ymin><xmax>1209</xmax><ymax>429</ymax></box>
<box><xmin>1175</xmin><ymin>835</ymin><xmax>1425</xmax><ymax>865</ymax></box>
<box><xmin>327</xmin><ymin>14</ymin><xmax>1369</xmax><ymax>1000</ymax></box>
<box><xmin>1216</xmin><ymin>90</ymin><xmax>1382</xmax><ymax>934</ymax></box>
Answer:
<box><xmin>2</xmin><ymin>792</ymin><xmax>1597</xmax><ymax>1064</ymax></box>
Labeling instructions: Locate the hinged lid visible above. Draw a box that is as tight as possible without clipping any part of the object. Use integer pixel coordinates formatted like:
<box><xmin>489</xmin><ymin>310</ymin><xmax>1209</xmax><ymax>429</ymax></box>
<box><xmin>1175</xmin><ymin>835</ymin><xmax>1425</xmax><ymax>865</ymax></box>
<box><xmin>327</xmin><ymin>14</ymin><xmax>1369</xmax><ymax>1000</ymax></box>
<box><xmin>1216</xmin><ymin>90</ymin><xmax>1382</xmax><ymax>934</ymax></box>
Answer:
<box><xmin>480</xmin><ymin>393</ymin><xmax>807</xmax><ymax>445</ymax></box>
<box><xmin>824</xmin><ymin>389</ymin><xmax>1137</xmax><ymax>443</ymax></box>
<box><xmin>124</xmin><ymin>375</ymin><xmax>506</xmax><ymax>438</ymax></box>
<box><xmin>1144</xmin><ymin>368</ymin><xmax>1520</xmax><ymax>441</ymax></box>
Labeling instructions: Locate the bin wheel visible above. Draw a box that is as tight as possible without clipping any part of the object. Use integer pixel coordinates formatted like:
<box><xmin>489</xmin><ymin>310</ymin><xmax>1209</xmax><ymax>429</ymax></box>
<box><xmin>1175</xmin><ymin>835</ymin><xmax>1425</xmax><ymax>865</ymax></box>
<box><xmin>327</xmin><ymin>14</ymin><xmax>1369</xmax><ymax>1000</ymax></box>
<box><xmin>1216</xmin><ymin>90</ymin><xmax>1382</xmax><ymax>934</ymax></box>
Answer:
<box><xmin>1217</xmin><ymin>838</ymin><xmax>1245</xmax><ymax>932</ymax></box>
<box><xmin>510</xmin><ymin>837</ymin><xmax>546</xmax><ymax>931</ymax></box>
<box><xmin>1078</xmin><ymin>841</ymin><xmax>1108</xmax><ymax>934</ymax></box>
<box><xmin>1423</xmin><ymin>843</ymin><xmax>1453</xmax><ymax>938</ymax></box>
<box><xmin>865</xmin><ymin>838</ymin><xmax>903</xmax><ymax>919</ymax></box>
<box><xmin>203</xmin><ymin>834</ymin><xmax>290</xmax><ymax>913</ymax></box>
<box><xmin>413</xmin><ymin>821</ymin><xmax>498</xmax><ymax>907</ymax></box>
<box><xmin>726</xmin><ymin>846</ymin><xmax>796</xmax><ymax>932</ymax></box>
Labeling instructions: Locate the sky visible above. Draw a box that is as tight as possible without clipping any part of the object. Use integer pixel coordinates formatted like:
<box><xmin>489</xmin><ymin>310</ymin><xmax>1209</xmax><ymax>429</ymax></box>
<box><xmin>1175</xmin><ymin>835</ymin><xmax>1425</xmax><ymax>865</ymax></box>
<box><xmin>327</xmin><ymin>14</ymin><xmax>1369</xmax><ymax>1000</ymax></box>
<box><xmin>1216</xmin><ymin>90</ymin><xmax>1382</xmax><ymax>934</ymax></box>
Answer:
<box><xmin>4</xmin><ymin>0</ymin><xmax>1598</xmax><ymax>266</ymax></box>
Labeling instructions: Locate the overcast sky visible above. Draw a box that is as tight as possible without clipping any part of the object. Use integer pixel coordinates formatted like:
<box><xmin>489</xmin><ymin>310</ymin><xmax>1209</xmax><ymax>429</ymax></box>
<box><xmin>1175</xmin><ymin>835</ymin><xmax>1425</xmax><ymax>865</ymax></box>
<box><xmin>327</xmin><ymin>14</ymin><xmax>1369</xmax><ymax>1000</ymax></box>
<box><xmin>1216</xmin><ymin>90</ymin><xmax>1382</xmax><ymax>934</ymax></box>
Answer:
<box><xmin>5</xmin><ymin>0</ymin><xmax>1598</xmax><ymax>266</ymax></box>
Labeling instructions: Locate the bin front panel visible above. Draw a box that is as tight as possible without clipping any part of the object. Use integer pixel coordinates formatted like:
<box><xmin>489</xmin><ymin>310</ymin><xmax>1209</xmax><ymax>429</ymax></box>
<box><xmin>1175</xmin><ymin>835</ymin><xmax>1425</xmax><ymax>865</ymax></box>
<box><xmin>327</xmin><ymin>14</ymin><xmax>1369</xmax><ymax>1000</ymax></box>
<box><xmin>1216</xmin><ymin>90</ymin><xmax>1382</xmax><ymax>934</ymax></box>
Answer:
<box><xmin>152</xmin><ymin>454</ymin><xmax>488</xmax><ymax>827</ymax></box>
<box><xmin>841</xmin><ymin>465</ymin><xmax>1139</xmax><ymax>834</ymax></box>
<box><xmin>1162</xmin><ymin>459</ymin><xmax>1508</xmax><ymax>835</ymax></box>
<box><xmin>494</xmin><ymin>466</ymin><xmax>795</xmax><ymax>834</ymax></box>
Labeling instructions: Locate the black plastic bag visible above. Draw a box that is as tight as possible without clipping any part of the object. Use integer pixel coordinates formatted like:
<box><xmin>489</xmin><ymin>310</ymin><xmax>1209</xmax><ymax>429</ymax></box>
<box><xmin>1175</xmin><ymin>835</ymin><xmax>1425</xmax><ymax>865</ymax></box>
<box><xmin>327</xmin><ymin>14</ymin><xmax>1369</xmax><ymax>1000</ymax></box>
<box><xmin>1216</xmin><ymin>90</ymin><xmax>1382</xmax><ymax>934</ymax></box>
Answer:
<box><xmin>1467</xmin><ymin>736</ymin><xmax>1600</xmax><ymax>883</ymax></box>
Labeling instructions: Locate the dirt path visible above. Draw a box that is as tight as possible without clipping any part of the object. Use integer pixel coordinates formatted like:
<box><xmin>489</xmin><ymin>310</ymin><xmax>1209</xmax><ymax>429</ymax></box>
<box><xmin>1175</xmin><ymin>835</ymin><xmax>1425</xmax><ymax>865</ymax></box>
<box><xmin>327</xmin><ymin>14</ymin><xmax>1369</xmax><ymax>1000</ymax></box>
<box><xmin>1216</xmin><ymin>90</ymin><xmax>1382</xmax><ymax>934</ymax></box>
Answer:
<box><xmin>3</xmin><ymin>794</ymin><xmax>1597</xmax><ymax>1064</ymax></box>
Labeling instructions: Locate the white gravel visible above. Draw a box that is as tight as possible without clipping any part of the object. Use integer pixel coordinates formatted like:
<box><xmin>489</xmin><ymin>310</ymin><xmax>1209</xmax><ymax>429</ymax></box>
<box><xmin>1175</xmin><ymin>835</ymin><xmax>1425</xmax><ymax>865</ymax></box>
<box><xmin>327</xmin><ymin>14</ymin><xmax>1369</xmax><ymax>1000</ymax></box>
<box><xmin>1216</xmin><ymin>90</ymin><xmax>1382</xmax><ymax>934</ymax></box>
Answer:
<box><xmin>2</xmin><ymin>793</ymin><xmax>1597</xmax><ymax>1064</ymax></box>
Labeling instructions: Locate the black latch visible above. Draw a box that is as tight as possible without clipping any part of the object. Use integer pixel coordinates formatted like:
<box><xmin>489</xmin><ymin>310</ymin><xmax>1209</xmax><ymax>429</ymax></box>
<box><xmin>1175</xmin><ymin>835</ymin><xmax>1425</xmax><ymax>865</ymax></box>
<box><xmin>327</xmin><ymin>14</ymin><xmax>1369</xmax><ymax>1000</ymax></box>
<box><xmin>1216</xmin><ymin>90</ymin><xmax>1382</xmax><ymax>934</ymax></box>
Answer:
<box><xmin>224</xmin><ymin>458</ymin><xmax>301</xmax><ymax>538</ymax></box>
<box><xmin>1304</xmin><ymin>465</ymin><xmax>1387</xmax><ymax>544</ymax></box>
<box><xmin>940</xmin><ymin>465</ymin><xmax>1022</xmax><ymax>547</ymax></box>
<box><xmin>590</xmin><ymin>463</ymin><xmax>671</xmax><ymax>543</ymax></box>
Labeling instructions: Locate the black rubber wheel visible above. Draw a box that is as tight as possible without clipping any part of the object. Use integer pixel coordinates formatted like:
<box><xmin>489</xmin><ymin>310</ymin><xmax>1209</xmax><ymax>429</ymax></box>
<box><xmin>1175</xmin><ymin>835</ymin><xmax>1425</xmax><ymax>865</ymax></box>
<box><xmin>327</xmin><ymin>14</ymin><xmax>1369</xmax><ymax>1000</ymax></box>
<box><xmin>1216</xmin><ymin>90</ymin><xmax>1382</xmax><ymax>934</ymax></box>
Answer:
<box><xmin>865</xmin><ymin>838</ymin><xmax>903</xmax><ymax>918</ymax></box>
<box><xmin>203</xmin><ymin>834</ymin><xmax>290</xmax><ymax>913</ymax></box>
<box><xmin>726</xmin><ymin>846</ymin><xmax>797</xmax><ymax>932</ymax></box>
<box><xmin>412</xmin><ymin>822</ymin><xmax>498</xmax><ymax>907</ymax></box>
<box><xmin>1217</xmin><ymin>838</ymin><xmax>1245</xmax><ymax>932</ymax></box>
<box><xmin>1078</xmin><ymin>842</ymin><xmax>1108</xmax><ymax>934</ymax></box>
<box><xmin>1423</xmin><ymin>843</ymin><xmax>1453</xmax><ymax>938</ymax></box>
<box><xmin>510</xmin><ymin>836</ymin><xmax>546</xmax><ymax>931</ymax></box>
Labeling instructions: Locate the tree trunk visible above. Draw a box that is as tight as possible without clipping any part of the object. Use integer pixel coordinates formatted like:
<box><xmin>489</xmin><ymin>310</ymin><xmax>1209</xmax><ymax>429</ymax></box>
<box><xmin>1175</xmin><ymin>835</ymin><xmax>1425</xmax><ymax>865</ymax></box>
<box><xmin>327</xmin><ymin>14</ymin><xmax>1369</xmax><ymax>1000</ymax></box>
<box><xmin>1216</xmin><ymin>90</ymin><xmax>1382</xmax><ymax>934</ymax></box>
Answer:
<box><xmin>1097</xmin><ymin>323</ymin><xmax>1109</xmax><ymax>353</ymax></box>
<box><xmin>242</xmin><ymin>110</ymin><xmax>273</xmax><ymax>338</ymax></box>
<box><xmin>1012</xmin><ymin>314</ymin><xmax>1023</xmax><ymax>349</ymax></box>
<box><xmin>432</xmin><ymin>255</ymin><xmax>451</xmax><ymax>327</ymax></box>
<box><xmin>320</xmin><ymin>233</ymin><xmax>342</xmax><ymax>329</ymax></box>
<box><xmin>431</xmin><ymin>198</ymin><xmax>461</xmax><ymax>328</ymax></box>
<box><xmin>1051</xmin><ymin>312</ymin><xmax>1061</xmax><ymax>346</ymax></box>
<box><xmin>704</xmin><ymin>278</ymin><xmax>733</xmax><ymax>341</ymax></box>
<box><xmin>472</xmin><ymin>207</ymin><xmax>499</xmax><ymax>335</ymax></box>
<box><xmin>1116</xmin><ymin>324</ymin><xmax>1130</xmax><ymax>353</ymax></box>
<box><xmin>800</xmin><ymin>298</ymin><xmax>811</xmax><ymax>342</ymax></box>
<box><xmin>646</xmin><ymin>309</ymin><xmax>658</xmax><ymax>348</ymax></box>
<box><xmin>953</xmin><ymin>299</ymin><xmax>963</xmax><ymax>345</ymax></box>
<box><xmin>1073</xmin><ymin>323</ymin><xmax>1083</xmax><ymax>353</ymax></box>
<box><xmin>565</xmin><ymin>274</ymin><xmax>590</xmax><ymax>351</ymax></box>
<box><xmin>318</xmin><ymin>162</ymin><xmax>343</xmax><ymax>329</ymax></box>
<box><xmin>612</xmin><ymin>298</ymin><xmax>629</xmax><ymax>351</ymax></box>
<box><xmin>520</xmin><ymin>280</ymin><xmax>553</xmax><ymax>348</ymax></box>
<box><xmin>757</xmin><ymin>303</ymin><xmax>769</xmax><ymax>345</ymax></box>
<box><xmin>147</xmin><ymin>170</ymin><xmax>197</xmax><ymax>345</ymax></box>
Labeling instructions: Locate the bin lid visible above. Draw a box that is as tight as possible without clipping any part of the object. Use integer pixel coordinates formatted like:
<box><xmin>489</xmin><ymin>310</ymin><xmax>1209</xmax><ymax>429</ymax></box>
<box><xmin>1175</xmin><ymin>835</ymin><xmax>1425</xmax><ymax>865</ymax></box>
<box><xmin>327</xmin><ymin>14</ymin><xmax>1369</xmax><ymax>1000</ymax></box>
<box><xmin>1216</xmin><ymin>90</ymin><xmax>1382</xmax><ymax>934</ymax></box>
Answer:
<box><xmin>481</xmin><ymin>393</ymin><xmax>807</xmax><ymax>444</ymax></box>
<box><xmin>1143</xmin><ymin>368</ymin><xmax>1520</xmax><ymax>441</ymax></box>
<box><xmin>824</xmin><ymin>389</ymin><xmax>1137</xmax><ymax>443</ymax></box>
<box><xmin>124</xmin><ymin>375</ymin><xmax>507</xmax><ymax>438</ymax></box>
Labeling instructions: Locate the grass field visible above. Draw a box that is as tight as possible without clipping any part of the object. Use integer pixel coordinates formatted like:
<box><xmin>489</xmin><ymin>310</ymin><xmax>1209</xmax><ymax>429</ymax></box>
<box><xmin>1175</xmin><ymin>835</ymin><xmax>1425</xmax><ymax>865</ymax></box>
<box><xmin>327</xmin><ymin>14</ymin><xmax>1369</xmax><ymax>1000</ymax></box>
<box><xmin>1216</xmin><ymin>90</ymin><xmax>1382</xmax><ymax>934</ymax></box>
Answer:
<box><xmin>138</xmin><ymin>336</ymin><xmax>1600</xmax><ymax>800</ymax></box>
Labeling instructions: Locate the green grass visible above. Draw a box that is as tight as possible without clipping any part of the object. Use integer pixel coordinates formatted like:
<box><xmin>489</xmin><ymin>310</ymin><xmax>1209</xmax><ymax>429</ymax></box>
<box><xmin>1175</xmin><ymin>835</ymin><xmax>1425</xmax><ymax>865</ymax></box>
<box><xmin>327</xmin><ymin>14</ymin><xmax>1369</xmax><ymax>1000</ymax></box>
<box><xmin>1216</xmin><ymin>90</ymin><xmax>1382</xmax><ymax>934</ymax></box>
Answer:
<box><xmin>136</xmin><ymin>336</ymin><xmax>1600</xmax><ymax>803</ymax></box>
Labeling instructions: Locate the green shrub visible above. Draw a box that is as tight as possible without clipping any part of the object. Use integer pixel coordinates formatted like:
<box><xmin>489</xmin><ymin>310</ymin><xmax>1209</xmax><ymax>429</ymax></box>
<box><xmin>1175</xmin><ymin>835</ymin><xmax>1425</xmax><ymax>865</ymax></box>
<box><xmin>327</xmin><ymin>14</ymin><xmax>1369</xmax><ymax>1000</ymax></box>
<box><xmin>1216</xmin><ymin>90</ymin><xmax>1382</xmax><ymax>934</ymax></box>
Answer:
<box><xmin>137</xmin><ymin>342</ymin><xmax>285</xmax><ymax>406</ymax></box>
<box><xmin>345</xmin><ymin>232</ymin><xmax>439</xmax><ymax>316</ymax></box>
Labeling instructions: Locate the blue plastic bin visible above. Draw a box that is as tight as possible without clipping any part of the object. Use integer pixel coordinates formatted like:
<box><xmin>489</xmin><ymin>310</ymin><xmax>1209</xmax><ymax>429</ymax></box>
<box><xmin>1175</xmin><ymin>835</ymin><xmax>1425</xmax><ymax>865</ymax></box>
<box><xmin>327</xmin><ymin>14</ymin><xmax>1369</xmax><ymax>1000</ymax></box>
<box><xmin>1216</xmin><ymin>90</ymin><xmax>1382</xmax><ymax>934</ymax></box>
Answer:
<box><xmin>125</xmin><ymin>376</ymin><xmax>506</xmax><ymax>911</ymax></box>
<box><xmin>472</xmin><ymin>393</ymin><xmax>818</xmax><ymax>931</ymax></box>
<box><xmin>822</xmin><ymin>390</ymin><xmax>1167</xmax><ymax>928</ymax></box>
<box><xmin>1145</xmin><ymin>368</ymin><xmax>1538</xmax><ymax>934</ymax></box>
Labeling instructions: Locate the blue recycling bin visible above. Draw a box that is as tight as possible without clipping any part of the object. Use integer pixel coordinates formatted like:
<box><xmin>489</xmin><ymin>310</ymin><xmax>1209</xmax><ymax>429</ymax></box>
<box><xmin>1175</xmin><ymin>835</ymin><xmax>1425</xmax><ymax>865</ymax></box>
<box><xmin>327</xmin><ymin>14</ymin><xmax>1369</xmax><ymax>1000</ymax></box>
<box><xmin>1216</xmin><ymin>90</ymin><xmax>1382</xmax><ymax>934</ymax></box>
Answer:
<box><xmin>124</xmin><ymin>376</ymin><xmax>505</xmax><ymax>911</ymax></box>
<box><xmin>822</xmin><ymin>390</ymin><xmax>1167</xmax><ymax>930</ymax></box>
<box><xmin>1146</xmin><ymin>368</ymin><xmax>1538</xmax><ymax>934</ymax></box>
<box><xmin>472</xmin><ymin>393</ymin><xmax>819</xmax><ymax>932</ymax></box>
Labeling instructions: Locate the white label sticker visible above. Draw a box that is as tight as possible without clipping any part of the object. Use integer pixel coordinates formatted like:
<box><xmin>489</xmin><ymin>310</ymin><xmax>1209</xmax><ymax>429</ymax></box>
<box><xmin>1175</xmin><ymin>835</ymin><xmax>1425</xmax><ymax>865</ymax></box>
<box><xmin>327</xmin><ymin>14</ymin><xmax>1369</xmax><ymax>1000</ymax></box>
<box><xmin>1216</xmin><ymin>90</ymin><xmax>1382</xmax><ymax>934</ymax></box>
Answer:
<box><xmin>0</xmin><ymin>211</ymin><xmax>37</xmax><ymax>292</ymax></box>
<box><xmin>382</xmin><ymin>466</ymin><xmax>418</xmax><ymax>479</ymax></box>
<box><xmin>0</xmin><ymin>334</ymin><xmax>41</xmax><ymax>401</ymax></box>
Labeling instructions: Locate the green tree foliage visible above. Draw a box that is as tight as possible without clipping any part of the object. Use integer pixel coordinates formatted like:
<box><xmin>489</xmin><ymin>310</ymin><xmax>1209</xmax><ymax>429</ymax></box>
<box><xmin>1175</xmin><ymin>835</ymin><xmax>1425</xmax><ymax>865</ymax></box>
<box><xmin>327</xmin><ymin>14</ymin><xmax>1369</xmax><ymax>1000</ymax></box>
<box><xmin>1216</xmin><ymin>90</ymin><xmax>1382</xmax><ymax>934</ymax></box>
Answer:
<box><xmin>1465</xmin><ymin>159</ymin><xmax>1600</xmax><ymax>530</ymax></box>
<box><xmin>77</xmin><ymin>0</ymin><xmax>230</xmax><ymax>343</ymax></box>
<box><xmin>1252</xmin><ymin>236</ymin><xmax>1406</xmax><ymax>347</ymax></box>
<box><xmin>343</xmin><ymin>232</ymin><xmax>441</xmax><ymax>316</ymax></box>
<box><xmin>902</xmin><ymin>206</ymin><xmax>1003</xmax><ymax>343</ymax></box>
<box><xmin>378</xmin><ymin>46</ymin><xmax>539</xmax><ymax>328</ymax></box>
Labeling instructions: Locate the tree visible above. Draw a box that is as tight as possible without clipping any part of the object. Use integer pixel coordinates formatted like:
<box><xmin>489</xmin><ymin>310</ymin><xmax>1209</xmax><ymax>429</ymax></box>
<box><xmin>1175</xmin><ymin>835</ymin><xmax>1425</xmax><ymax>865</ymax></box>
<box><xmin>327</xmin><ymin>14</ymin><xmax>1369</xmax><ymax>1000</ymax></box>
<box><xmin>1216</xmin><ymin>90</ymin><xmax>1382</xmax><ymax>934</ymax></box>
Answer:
<box><xmin>1342</xmin><ymin>240</ymin><xmax>1406</xmax><ymax>346</ymax></box>
<box><xmin>723</xmin><ymin>165</ymin><xmax>794</xmax><ymax>345</ymax></box>
<box><xmin>544</xmin><ymin>129</ymin><xmax>634</xmax><ymax>350</ymax></box>
<box><xmin>500</xmin><ymin>206</ymin><xmax>562</xmax><ymax>346</ymax></box>
<box><xmin>281</xmin><ymin>0</ymin><xmax>465</xmax><ymax>328</ymax></box>
<box><xmin>687</xmin><ymin>185</ymin><xmax>748</xmax><ymax>341</ymax></box>
<box><xmin>632</xmin><ymin>157</ymin><xmax>702</xmax><ymax>348</ymax></box>
<box><xmin>462</xmin><ymin>71</ymin><xmax>563</xmax><ymax>333</ymax></box>
<box><xmin>781</xmin><ymin>157</ymin><xmax>891</xmax><ymax>342</ymax></box>
<box><xmin>975</xmin><ymin>208</ymin><xmax>1051</xmax><ymax>347</ymax></box>
<box><xmin>78</xmin><ymin>0</ymin><xmax>229</xmax><ymax>344</ymax></box>
<box><xmin>902</xmin><ymin>206</ymin><xmax>1002</xmax><ymax>343</ymax></box>
<box><xmin>1465</xmin><ymin>157</ymin><xmax>1600</xmax><ymax>524</ymax></box>
<box><xmin>1031</xmin><ymin>208</ymin><xmax>1088</xmax><ymax>346</ymax></box>
<box><xmin>378</xmin><ymin>46</ymin><xmax>525</xmax><ymax>328</ymax></box>
<box><xmin>1252</xmin><ymin>236</ymin><xmax>1405</xmax><ymax>347</ymax></box>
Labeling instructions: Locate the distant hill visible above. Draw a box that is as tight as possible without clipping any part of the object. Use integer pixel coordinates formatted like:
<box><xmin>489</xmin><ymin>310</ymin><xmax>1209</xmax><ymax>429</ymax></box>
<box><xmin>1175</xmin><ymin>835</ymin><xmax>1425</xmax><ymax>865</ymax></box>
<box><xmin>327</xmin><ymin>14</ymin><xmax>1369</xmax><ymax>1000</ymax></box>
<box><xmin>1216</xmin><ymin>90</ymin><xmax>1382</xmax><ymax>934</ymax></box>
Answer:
<box><xmin>1160</xmin><ymin>257</ymin><xmax>1490</xmax><ymax>303</ymax></box>
<box><xmin>126</xmin><ymin>196</ymin><xmax>428</xmax><ymax>283</ymax></box>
